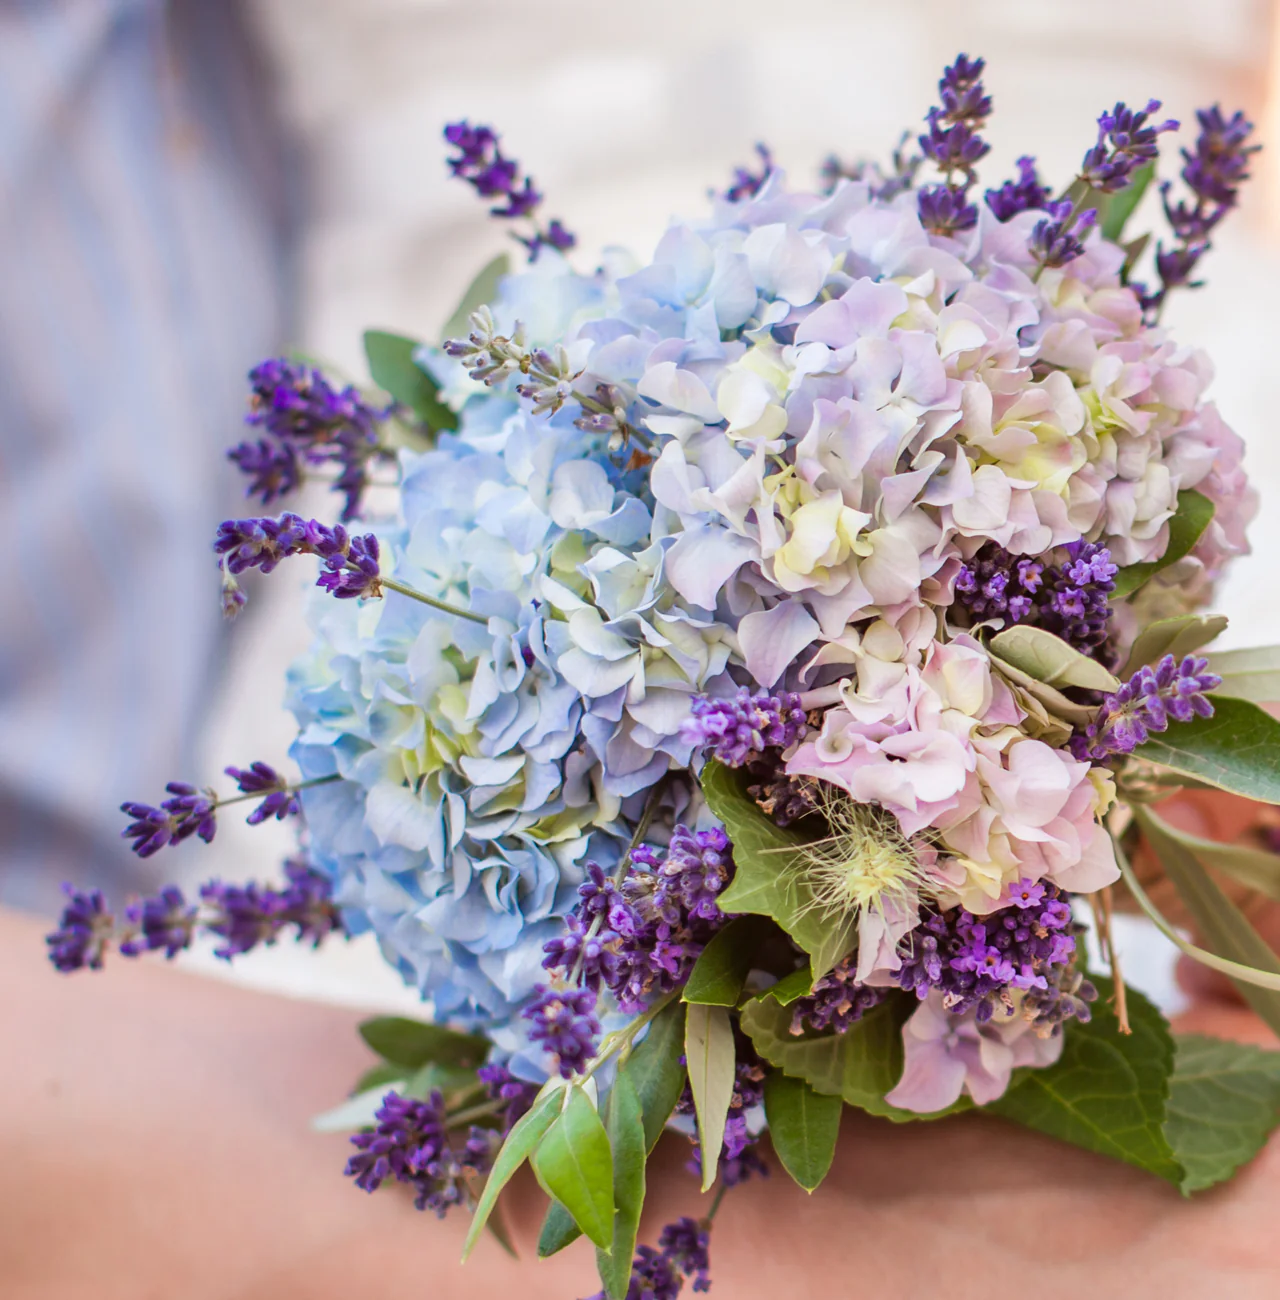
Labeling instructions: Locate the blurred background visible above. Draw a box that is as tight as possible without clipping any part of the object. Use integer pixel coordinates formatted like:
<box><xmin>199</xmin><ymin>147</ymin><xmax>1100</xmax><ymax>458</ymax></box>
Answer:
<box><xmin>5</xmin><ymin>0</ymin><xmax>1280</xmax><ymax>1011</ymax></box>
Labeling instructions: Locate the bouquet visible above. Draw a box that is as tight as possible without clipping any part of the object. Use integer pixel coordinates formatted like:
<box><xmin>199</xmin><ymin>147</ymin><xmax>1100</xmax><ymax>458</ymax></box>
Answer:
<box><xmin>48</xmin><ymin>53</ymin><xmax>1280</xmax><ymax>1298</ymax></box>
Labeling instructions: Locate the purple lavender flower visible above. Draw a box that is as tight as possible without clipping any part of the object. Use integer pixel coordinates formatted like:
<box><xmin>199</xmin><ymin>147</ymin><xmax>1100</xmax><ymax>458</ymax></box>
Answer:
<box><xmin>586</xmin><ymin>1246</ymin><xmax>681</xmax><ymax>1300</ymax></box>
<box><xmin>895</xmin><ymin>880</ymin><xmax>1088</xmax><ymax>1025</ymax></box>
<box><xmin>788</xmin><ymin>957</ymin><xmax>889</xmax><ymax>1036</ymax></box>
<box><xmin>119</xmin><ymin>885</ymin><xmax>198</xmax><ymax>958</ymax></box>
<box><xmin>743</xmin><ymin>754</ymin><xmax>817</xmax><ymax>827</ymax></box>
<box><xmin>477</xmin><ymin>1063</ymin><xmax>539</xmax><ymax>1133</ymax></box>
<box><xmin>200</xmin><ymin>858</ymin><xmax>342</xmax><ymax>960</ymax></box>
<box><xmin>1076</xmin><ymin>653</ymin><xmax>1221</xmax><ymax>760</ymax></box>
<box><xmin>682</xmin><ymin>688</ymin><xmax>807</xmax><ymax>767</ymax></box>
<box><xmin>46</xmin><ymin>886</ymin><xmax>115</xmax><ymax>972</ymax></box>
<box><xmin>953</xmin><ymin>540</ymin><xmax>1116</xmax><ymax>654</ymax></box>
<box><xmin>1080</xmin><ymin>99</ymin><xmax>1177</xmax><ymax>193</ymax></box>
<box><xmin>444</xmin><ymin>120</ymin><xmax>575</xmax><ymax>261</ymax></box>
<box><xmin>120</xmin><ymin>783</ymin><xmax>218</xmax><ymax>857</ymax></box>
<box><xmin>540</xmin><ymin>912</ymin><xmax>621</xmax><ymax>993</ymax></box>
<box><xmin>1030</xmin><ymin>200</ymin><xmax>1099</xmax><ymax>269</ymax></box>
<box><xmin>522</xmin><ymin>986</ymin><xmax>600</xmax><ymax>1077</ymax></box>
<box><xmin>213</xmin><ymin>513</ymin><xmax>383</xmax><ymax>605</ymax></box>
<box><xmin>985</xmin><ymin>156</ymin><xmax>1052</xmax><ymax>220</ymax></box>
<box><xmin>345</xmin><ymin>1090</ymin><xmax>492</xmax><ymax>1217</ymax></box>
<box><xmin>724</xmin><ymin>143</ymin><xmax>774</xmax><ymax>202</ymax></box>
<box><xmin>659</xmin><ymin>1217</ymin><xmax>712</xmax><ymax>1294</ymax></box>
<box><xmin>227</xmin><ymin>437</ymin><xmax>300</xmax><ymax>507</ymax></box>
<box><xmin>917</xmin><ymin>183</ymin><xmax>978</xmax><ymax>236</ymax></box>
<box><xmin>224</xmin><ymin>761</ymin><xmax>300</xmax><ymax>824</ymax></box>
<box><xmin>916</xmin><ymin>55</ymin><xmax>990</xmax><ymax>236</ymax></box>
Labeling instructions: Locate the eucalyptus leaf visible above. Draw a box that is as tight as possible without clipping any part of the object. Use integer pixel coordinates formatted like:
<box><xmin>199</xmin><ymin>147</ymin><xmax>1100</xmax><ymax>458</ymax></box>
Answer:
<box><xmin>1205</xmin><ymin>644</ymin><xmax>1280</xmax><ymax>705</ymax></box>
<box><xmin>989</xmin><ymin>624</ymin><xmax>1119</xmax><ymax>692</ymax></box>
<box><xmin>988</xmin><ymin>976</ymin><xmax>1182</xmax><ymax>1184</ymax></box>
<box><xmin>311</xmin><ymin>1085</ymin><xmax>390</xmax><ymax>1134</ymax></box>
<box><xmin>536</xmin><ymin>1201</ymin><xmax>581</xmax><ymax>1259</ymax></box>
<box><xmin>1123</xmin><ymin>614</ymin><xmax>1230</xmax><ymax>676</ymax></box>
<box><xmin>986</xmin><ymin>652</ymin><xmax>1097</xmax><ymax>728</ymax></box>
<box><xmin>1165</xmin><ymin>1034</ymin><xmax>1280</xmax><ymax>1194</ymax></box>
<box><xmin>1131</xmin><ymin>807</ymin><xmax>1280</xmax><ymax>1035</ymax></box>
<box><xmin>702</xmin><ymin>761</ymin><xmax>855</xmax><ymax>977</ymax></box>
<box><xmin>531</xmin><ymin>1086</ymin><xmax>615</xmax><ymax>1252</ymax></box>
<box><xmin>685</xmin><ymin>1003</ymin><xmax>737</xmax><ymax>1190</ymax></box>
<box><xmin>739</xmin><ymin>995</ymin><xmax>971</xmax><ymax>1122</ymax></box>
<box><xmin>597</xmin><ymin>1071</ymin><xmax>647</xmax><ymax>1300</ymax></box>
<box><xmin>761</xmin><ymin>965</ymin><xmax>815</xmax><ymax>1006</ymax></box>
<box><xmin>441</xmin><ymin>253</ymin><xmax>511</xmax><ymax>342</ymax></box>
<box><xmin>362</xmin><ymin>330</ymin><xmax>456</xmax><ymax>430</ymax></box>
<box><xmin>358</xmin><ymin>1016</ymin><xmax>489</xmax><ymax>1071</ymax></box>
<box><xmin>762</xmin><ymin>1070</ymin><xmax>843</xmax><ymax>1192</ymax></box>
<box><xmin>683</xmin><ymin>915</ymin><xmax>777</xmax><ymax>1006</ymax></box>
<box><xmin>1111</xmin><ymin>489</ymin><xmax>1215</xmax><ymax>600</ymax></box>
<box><xmin>462</xmin><ymin>1084</ymin><xmax>562</xmax><ymax>1261</ymax></box>
<box><xmin>1132</xmin><ymin>696</ymin><xmax>1280</xmax><ymax>804</ymax></box>
<box><xmin>623</xmin><ymin>999</ymin><xmax>688</xmax><ymax>1153</ymax></box>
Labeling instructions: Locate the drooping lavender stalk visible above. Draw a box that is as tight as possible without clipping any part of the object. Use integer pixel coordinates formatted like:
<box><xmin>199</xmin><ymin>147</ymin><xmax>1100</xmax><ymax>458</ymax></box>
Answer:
<box><xmin>444</xmin><ymin>121</ymin><xmax>575</xmax><ymax>261</ymax></box>
<box><xmin>45</xmin><ymin>859</ymin><xmax>343</xmax><ymax>971</ymax></box>
<box><xmin>1075</xmin><ymin>654</ymin><xmax>1221</xmax><ymax>760</ymax></box>
<box><xmin>723</xmin><ymin>143</ymin><xmax>774</xmax><ymax>202</ymax></box>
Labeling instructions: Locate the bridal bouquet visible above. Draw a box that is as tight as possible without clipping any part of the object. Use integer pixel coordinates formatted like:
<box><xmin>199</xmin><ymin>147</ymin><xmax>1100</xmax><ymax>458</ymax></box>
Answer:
<box><xmin>49</xmin><ymin>54</ymin><xmax>1280</xmax><ymax>1298</ymax></box>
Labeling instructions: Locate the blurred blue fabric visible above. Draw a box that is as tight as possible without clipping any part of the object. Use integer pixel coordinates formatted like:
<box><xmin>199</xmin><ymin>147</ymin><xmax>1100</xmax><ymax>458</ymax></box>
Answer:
<box><xmin>0</xmin><ymin>0</ymin><xmax>296</xmax><ymax>912</ymax></box>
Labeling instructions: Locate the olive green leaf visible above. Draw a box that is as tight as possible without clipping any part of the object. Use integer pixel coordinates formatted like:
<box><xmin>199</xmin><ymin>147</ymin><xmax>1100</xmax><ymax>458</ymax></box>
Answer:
<box><xmin>1111</xmin><ymin>489</ymin><xmax>1214</xmax><ymax>600</ymax></box>
<box><xmin>685</xmin><ymin>1003</ymin><xmax>737</xmax><ymax>1190</ymax></box>
<box><xmin>989</xmin><ymin>625</ymin><xmax>1119</xmax><ymax>692</ymax></box>
<box><xmin>530</xmin><ymin>1086</ymin><xmax>615</xmax><ymax>1252</ymax></box>
<box><xmin>762</xmin><ymin>1071</ymin><xmax>843</xmax><ymax>1192</ymax></box>
<box><xmin>1122</xmin><ymin>614</ymin><xmax>1229</xmax><ymax>676</ymax></box>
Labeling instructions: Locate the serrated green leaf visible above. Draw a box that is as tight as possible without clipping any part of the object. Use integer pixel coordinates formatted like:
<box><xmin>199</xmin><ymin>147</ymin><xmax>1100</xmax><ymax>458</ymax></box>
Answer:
<box><xmin>1165</xmin><ymin>1033</ymin><xmax>1280</xmax><ymax>1193</ymax></box>
<box><xmin>358</xmin><ymin>1016</ymin><xmax>489</xmax><ymax>1071</ymax></box>
<box><xmin>1122</xmin><ymin>614</ymin><xmax>1230</xmax><ymax>675</ymax></box>
<box><xmin>988</xmin><ymin>625</ymin><xmax>1119</xmax><ymax>692</ymax></box>
<box><xmin>362</xmin><ymin>330</ymin><xmax>457</xmax><ymax>430</ymax></box>
<box><xmin>739</xmin><ymin>994</ymin><xmax>972</xmax><ymax>1122</ymax></box>
<box><xmin>624</xmin><ymin>999</ymin><xmax>687</xmax><ymax>1153</ymax></box>
<box><xmin>597</xmin><ymin>1071</ymin><xmax>646</xmax><ymax>1300</ymax></box>
<box><xmin>462</xmin><ymin>1084</ymin><xmax>562</xmax><ymax>1261</ymax></box>
<box><xmin>1099</xmin><ymin>160</ymin><xmax>1156</xmax><ymax>241</ymax></box>
<box><xmin>441</xmin><ymin>253</ymin><xmax>511</xmax><ymax>342</ymax></box>
<box><xmin>762</xmin><ymin>1071</ymin><xmax>843</xmax><ymax>1192</ymax></box>
<box><xmin>353</xmin><ymin>1061</ymin><xmax>407</xmax><ymax>1095</ymax></box>
<box><xmin>761</xmin><ymin>965</ymin><xmax>814</xmax><ymax>1006</ymax></box>
<box><xmin>685</xmin><ymin>1003</ymin><xmax>737</xmax><ymax>1190</ymax></box>
<box><xmin>1132</xmin><ymin>696</ymin><xmax>1280</xmax><ymax>804</ymax></box>
<box><xmin>536</xmin><ymin>1200</ymin><xmax>581</xmax><ymax>1259</ymax></box>
<box><xmin>1132</xmin><ymin>806</ymin><xmax>1280</xmax><ymax>1035</ymax></box>
<box><xmin>1111</xmin><ymin>489</ymin><xmax>1215</xmax><ymax>600</ymax></box>
<box><xmin>987</xmin><ymin>976</ymin><xmax>1182</xmax><ymax>1184</ymax></box>
<box><xmin>701</xmin><ymin>761</ymin><xmax>855</xmax><ymax>977</ymax></box>
<box><xmin>1205</xmin><ymin>644</ymin><xmax>1280</xmax><ymax>705</ymax></box>
<box><xmin>531</xmin><ymin>1086</ymin><xmax>615</xmax><ymax>1252</ymax></box>
<box><xmin>683</xmin><ymin>915</ymin><xmax>777</xmax><ymax>1006</ymax></box>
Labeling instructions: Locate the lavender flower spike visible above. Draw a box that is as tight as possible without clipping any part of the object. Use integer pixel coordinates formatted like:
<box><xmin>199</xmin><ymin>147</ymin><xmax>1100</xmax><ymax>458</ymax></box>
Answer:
<box><xmin>224</xmin><ymin>761</ymin><xmax>301</xmax><ymax>823</ymax></box>
<box><xmin>723</xmin><ymin>143</ymin><xmax>774</xmax><ymax>202</ymax></box>
<box><xmin>46</xmin><ymin>886</ymin><xmax>115</xmax><ymax>972</ymax></box>
<box><xmin>521</xmin><ymin>985</ymin><xmax>600</xmax><ymax>1077</ymax></box>
<box><xmin>985</xmin><ymin>156</ymin><xmax>1052</xmax><ymax>221</ymax></box>
<box><xmin>119</xmin><ymin>885</ymin><xmax>198</xmax><ymax>958</ymax></box>
<box><xmin>1080</xmin><ymin>99</ymin><xmax>1178</xmax><ymax>193</ymax></box>
<box><xmin>120</xmin><ymin>783</ymin><xmax>218</xmax><ymax>856</ymax></box>
<box><xmin>681</xmin><ymin>687</ymin><xmax>807</xmax><ymax>767</ymax></box>
<box><xmin>213</xmin><ymin>514</ymin><xmax>383</xmax><ymax>604</ymax></box>
<box><xmin>1077</xmin><ymin>653</ymin><xmax>1222</xmax><ymax>760</ymax></box>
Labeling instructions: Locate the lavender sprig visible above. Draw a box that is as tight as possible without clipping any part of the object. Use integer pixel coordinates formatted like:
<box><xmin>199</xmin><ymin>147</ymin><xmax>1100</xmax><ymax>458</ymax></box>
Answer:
<box><xmin>1075</xmin><ymin>653</ymin><xmax>1221</xmax><ymax>760</ymax></box>
<box><xmin>723</xmin><ymin>143</ymin><xmax>774</xmax><ymax>202</ymax></box>
<box><xmin>521</xmin><ymin>985</ymin><xmax>601</xmax><ymax>1078</ymax></box>
<box><xmin>45</xmin><ymin>859</ymin><xmax>344</xmax><ymax>971</ymax></box>
<box><xmin>917</xmin><ymin>54</ymin><xmax>991</xmax><ymax>236</ymax></box>
<box><xmin>1080</xmin><ymin>100</ymin><xmax>1178</xmax><ymax>194</ymax></box>
<box><xmin>985</xmin><ymin>156</ymin><xmax>1052</xmax><ymax>221</ymax></box>
<box><xmin>681</xmin><ymin>687</ymin><xmax>808</xmax><ymax>768</ymax></box>
<box><xmin>444</xmin><ymin>121</ymin><xmax>575</xmax><ymax>261</ymax></box>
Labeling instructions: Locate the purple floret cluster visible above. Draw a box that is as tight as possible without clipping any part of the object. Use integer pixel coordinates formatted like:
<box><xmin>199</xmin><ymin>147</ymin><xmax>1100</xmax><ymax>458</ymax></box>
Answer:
<box><xmin>1076</xmin><ymin>653</ymin><xmax>1221</xmax><ymax>760</ymax></box>
<box><xmin>681</xmin><ymin>688</ymin><xmax>808</xmax><ymax>768</ymax></box>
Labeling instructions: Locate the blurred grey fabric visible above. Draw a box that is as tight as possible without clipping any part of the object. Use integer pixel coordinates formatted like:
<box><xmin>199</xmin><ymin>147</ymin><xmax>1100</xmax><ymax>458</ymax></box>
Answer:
<box><xmin>0</xmin><ymin>0</ymin><xmax>296</xmax><ymax>912</ymax></box>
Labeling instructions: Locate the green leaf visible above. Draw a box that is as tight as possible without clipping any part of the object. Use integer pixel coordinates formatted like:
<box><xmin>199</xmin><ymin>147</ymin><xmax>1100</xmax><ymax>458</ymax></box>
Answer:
<box><xmin>761</xmin><ymin>965</ymin><xmax>815</xmax><ymax>1006</ymax></box>
<box><xmin>739</xmin><ymin>994</ymin><xmax>970</xmax><ymax>1122</ymax></box>
<box><xmin>988</xmin><ymin>976</ymin><xmax>1183</xmax><ymax>1184</ymax></box>
<box><xmin>624</xmin><ymin>1000</ymin><xmax>687</xmax><ymax>1153</ymax></box>
<box><xmin>1165</xmin><ymin>1033</ymin><xmax>1280</xmax><ymax>1194</ymax></box>
<box><xmin>762</xmin><ymin>1071</ymin><xmax>843</xmax><ymax>1192</ymax></box>
<box><xmin>1099</xmin><ymin>160</ymin><xmax>1156</xmax><ymax>241</ymax></box>
<box><xmin>1132</xmin><ymin>696</ymin><xmax>1280</xmax><ymax>804</ymax></box>
<box><xmin>358</xmin><ymin>1016</ymin><xmax>489</xmax><ymax>1071</ymax></box>
<box><xmin>701</xmin><ymin>761</ymin><xmax>856</xmax><ymax>977</ymax></box>
<box><xmin>1130</xmin><ymin>812</ymin><xmax>1280</xmax><ymax>904</ymax></box>
<box><xmin>1205</xmin><ymin>644</ymin><xmax>1280</xmax><ymax>705</ymax></box>
<box><xmin>684</xmin><ymin>1003</ymin><xmax>737</xmax><ymax>1190</ymax></box>
<box><xmin>988</xmin><ymin>625</ymin><xmax>1119</xmax><ymax>692</ymax></box>
<box><xmin>402</xmin><ymin>1060</ymin><xmax>483</xmax><ymax>1102</ymax></box>
<box><xmin>1131</xmin><ymin>806</ymin><xmax>1280</xmax><ymax>1035</ymax></box>
<box><xmin>536</xmin><ymin>1201</ymin><xmax>582</xmax><ymax>1259</ymax></box>
<box><xmin>597</xmin><ymin>1071</ymin><xmax>647</xmax><ymax>1300</ymax></box>
<box><xmin>441</xmin><ymin>253</ymin><xmax>511</xmax><ymax>342</ymax></box>
<box><xmin>354</xmin><ymin>1061</ymin><xmax>407</xmax><ymax>1095</ymax></box>
<box><xmin>311</xmin><ymin>1085</ymin><xmax>391</xmax><ymax>1134</ymax></box>
<box><xmin>986</xmin><ymin>651</ymin><xmax>1097</xmax><ymax>729</ymax></box>
<box><xmin>362</xmin><ymin>330</ymin><xmax>457</xmax><ymax>430</ymax></box>
<box><xmin>1111</xmin><ymin>489</ymin><xmax>1215</xmax><ymax>600</ymax></box>
<box><xmin>1122</xmin><ymin>614</ymin><xmax>1230</xmax><ymax>676</ymax></box>
<box><xmin>463</xmin><ymin>1084</ymin><xmax>563</xmax><ymax>1260</ymax></box>
<box><xmin>531</xmin><ymin>1086</ymin><xmax>616</xmax><ymax>1252</ymax></box>
<box><xmin>683</xmin><ymin>915</ymin><xmax>777</xmax><ymax>1006</ymax></box>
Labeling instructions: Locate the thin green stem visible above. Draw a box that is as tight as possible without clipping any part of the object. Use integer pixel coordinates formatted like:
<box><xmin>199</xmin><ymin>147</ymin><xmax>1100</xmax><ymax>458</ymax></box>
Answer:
<box><xmin>446</xmin><ymin>1098</ymin><xmax>506</xmax><ymax>1128</ymax></box>
<box><xmin>583</xmin><ymin>988</ymin><xmax>679</xmax><ymax>1082</ymax></box>
<box><xmin>380</xmin><ymin>576</ymin><xmax>489</xmax><ymax>624</ymax></box>
<box><xmin>704</xmin><ymin>1182</ymin><xmax>729</xmax><ymax>1223</ymax></box>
